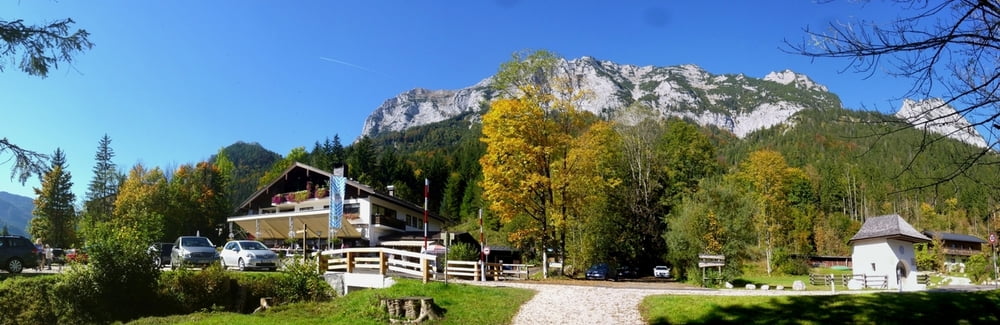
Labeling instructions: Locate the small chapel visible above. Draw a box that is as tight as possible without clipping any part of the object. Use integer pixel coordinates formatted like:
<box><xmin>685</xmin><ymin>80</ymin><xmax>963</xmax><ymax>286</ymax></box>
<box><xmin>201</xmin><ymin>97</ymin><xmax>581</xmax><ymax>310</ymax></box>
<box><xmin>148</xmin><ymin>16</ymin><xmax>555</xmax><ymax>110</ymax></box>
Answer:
<box><xmin>848</xmin><ymin>214</ymin><xmax>930</xmax><ymax>291</ymax></box>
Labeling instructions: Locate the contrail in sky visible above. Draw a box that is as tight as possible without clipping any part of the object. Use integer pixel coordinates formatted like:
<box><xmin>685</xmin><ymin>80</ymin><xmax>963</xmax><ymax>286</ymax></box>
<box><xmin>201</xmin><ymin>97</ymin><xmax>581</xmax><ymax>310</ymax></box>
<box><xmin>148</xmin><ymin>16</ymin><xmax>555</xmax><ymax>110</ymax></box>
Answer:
<box><xmin>319</xmin><ymin>57</ymin><xmax>379</xmax><ymax>74</ymax></box>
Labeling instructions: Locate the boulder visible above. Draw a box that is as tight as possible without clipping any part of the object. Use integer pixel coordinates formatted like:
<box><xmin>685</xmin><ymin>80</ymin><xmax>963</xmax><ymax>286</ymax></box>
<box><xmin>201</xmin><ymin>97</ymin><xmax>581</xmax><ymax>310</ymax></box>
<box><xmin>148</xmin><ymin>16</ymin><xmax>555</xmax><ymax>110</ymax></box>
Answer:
<box><xmin>776</xmin><ymin>285</ymin><xmax>784</xmax><ymax>291</ymax></box>
<box><xmin>725</xmin><ymin>282</ymin><xmax>734</xmax><ymax>289</ymax></box>
<box><xmin>792</xmin><ymin>280</ymin><xmax>806</xmax><ymax>291</ymax></box>
<box><xmin>745</xmin><ymin>284</ymin><xmax>756</xmax><ymax>290</ymax></box>
<box><xmin>760</xmin><ymin>284</ymin><xmax>770</xmax><ymax>291</ymax></box>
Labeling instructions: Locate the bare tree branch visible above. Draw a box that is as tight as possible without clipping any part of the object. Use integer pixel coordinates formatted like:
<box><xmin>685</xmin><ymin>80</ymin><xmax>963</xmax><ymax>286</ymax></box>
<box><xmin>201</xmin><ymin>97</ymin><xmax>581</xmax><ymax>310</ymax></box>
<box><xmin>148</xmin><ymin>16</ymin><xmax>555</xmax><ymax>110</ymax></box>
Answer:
<box><xmin>784</xmin><ymin>0</ymin><xmax>1000</xmax><ymax>190</ymax></box>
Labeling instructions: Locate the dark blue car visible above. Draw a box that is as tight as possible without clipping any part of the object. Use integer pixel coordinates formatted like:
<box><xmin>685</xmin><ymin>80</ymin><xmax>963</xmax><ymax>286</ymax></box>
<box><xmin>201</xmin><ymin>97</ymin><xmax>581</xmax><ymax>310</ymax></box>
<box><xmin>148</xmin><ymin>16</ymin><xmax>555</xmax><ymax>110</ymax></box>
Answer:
<box><xmin>585</xmin><ymin>263</ymin><xmax>616</xmax><ymax>281</ymax></box>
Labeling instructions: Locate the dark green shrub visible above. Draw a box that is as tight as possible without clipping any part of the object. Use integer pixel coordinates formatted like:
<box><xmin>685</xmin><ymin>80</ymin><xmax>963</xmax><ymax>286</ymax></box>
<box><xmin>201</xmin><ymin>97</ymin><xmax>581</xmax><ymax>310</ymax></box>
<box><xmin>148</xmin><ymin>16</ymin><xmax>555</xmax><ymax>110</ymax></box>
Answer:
<box><xmin>49</xmin><ymin>267</ymin><xmax>104</xmax><ymax>325</ymax></box>
<box><xmin>80</xmin><ymin>222</ymin><xmax>162</xmax><ymax>322</ymax></box>
<box><xmin>277</xmin><ymin>258</ymin><xmax>333</xmax><ymax>302</ymax></box>
<box><xmin>0</xmin><ymin>275</ymin><xmax>60</xmax><ymax>325</ymax></box>
<box><xmin>156</xmin><ymin>264</ymin><xmax>233</xmax><ymax>314</ymax></box>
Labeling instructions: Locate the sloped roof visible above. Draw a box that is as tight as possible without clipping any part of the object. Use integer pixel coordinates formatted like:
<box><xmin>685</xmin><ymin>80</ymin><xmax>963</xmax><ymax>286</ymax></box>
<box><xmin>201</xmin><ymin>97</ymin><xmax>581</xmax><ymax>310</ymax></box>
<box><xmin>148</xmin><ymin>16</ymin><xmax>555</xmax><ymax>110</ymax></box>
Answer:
<box><xmin>849</xmin><ymin>214</ymin><xmax>931</xmax><ymax>244</ymax></box>
<box><xmin>922</xmin><ymin>231</ymin><xmax>986</xmax><ymax>243</ymax></box>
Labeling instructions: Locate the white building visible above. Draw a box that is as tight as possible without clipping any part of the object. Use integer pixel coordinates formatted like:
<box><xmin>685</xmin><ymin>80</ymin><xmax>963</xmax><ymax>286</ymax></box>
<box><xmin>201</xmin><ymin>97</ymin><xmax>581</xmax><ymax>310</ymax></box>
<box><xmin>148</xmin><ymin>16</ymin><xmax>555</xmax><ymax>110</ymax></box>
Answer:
<box><xmin>227</xmin><ymin>162</ymin><xmax>450</xmax><ymax>248</ymax></box>
<box><xmin>849</xmin><ymin>214</ymin><xmax>930</xmax><ymax>291</ymax></box>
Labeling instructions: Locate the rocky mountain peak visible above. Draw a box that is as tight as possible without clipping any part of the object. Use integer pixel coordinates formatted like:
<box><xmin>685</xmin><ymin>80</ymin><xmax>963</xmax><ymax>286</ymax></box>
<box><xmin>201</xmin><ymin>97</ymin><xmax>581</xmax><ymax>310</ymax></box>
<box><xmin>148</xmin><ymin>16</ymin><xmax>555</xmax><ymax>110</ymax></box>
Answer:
<box><xmin>764</xmin><ymin>69</ymin><xmax>828</xmax><ymax>92</ymax></box>
<box><xmin>894</xmin><ymin>98</ymin><xmax>988</xmax><ymax>148</ymax></box>
<box><xmin>361</xmin><ymin>57</ymin><xmax>844</xmax><ymax>139</ymax></box>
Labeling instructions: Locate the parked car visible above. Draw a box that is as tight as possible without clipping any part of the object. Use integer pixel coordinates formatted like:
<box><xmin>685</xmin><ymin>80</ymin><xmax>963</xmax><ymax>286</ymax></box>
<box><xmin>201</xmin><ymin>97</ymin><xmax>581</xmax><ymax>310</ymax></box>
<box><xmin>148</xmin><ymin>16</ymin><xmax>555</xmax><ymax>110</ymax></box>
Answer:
<box><xmin>170</xmin><ymin>236</ymin><xmax>218</xmax><ymax>270</ymax></box>
<box><xmin>65</xmin><ymin>248</ymin><xmax>88</xmax><ymax>264</ymax></box>
<box><xmin>219</xmin><ymin>240</ymin><xmax>279</xmax><ymax>271</ymax></box>
<box><xmin>49</xmin><ymin>248</ymin><xmax>65</xmax><ymax>265</ymax></box>
<box><xmin>148</xmin><ymin>242</ymin><xmax>174</xmax><ymax>268</ymax></box>
<box><xmin>617</xmin><ymin>265</ymin><xmax>639</xmax><ymax>279</ymax></box>
<box><xmin>653</xmin><ymin>265</ymin><xmax>671</xmax><ymax>278</ymax></box>
<box><xmin>585</xmin><ymin>263</ymin><xmax>617</xmax><ymax>281</ymax></box>
<box><xmin>0</xmin><ymin>236</ymin><xmax>39</xmax><ymax>273</ymax></box>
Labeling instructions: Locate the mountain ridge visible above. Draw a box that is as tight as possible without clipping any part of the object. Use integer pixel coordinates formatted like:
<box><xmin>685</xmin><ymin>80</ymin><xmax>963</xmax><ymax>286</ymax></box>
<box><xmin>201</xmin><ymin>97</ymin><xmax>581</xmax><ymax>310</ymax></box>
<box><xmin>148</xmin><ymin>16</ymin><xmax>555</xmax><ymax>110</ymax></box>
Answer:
<box><xmin>0</xmin><ymin>191</ymin><xmax>32</xmax><ymax>236</ymax></box>
<box><xmin>361</xmin><ymin>56</ymin><xmax>842</xmax><ymax>139</ymax></box>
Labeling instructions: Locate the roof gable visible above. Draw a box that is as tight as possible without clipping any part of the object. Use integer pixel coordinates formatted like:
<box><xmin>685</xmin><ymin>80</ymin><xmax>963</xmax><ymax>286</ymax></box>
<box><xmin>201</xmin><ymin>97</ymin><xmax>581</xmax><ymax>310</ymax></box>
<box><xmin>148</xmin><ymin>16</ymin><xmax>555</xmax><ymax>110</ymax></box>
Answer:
<box><xmin>849</xmin><ymin>214</ymin><xmax>931</xmax><ymax>244</ymax></box>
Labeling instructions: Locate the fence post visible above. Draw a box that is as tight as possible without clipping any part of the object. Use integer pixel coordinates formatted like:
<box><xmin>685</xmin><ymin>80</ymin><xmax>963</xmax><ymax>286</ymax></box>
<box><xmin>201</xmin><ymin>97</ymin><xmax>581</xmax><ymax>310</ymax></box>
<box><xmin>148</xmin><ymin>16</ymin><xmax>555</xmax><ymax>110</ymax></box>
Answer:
<box><xmin>346</xmin><ymin>252</ymin><xmax>355</xmax><ymax>273</ymax></box>
<box><xmin>422</xmin><ymin>257</ymin><xmax>430</xmax><ymax>284</ymax></box>
<box><xmin>379</xmin><ymin>250</ymin><xmax>388</xmax><ymax>276</ymax></box>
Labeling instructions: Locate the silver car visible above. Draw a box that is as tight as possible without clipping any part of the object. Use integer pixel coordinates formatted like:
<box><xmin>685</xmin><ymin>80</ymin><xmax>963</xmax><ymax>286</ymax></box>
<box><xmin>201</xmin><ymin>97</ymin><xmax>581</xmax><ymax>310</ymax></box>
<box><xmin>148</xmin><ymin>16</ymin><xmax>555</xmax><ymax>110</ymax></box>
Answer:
<box><xmin>220</xmin><ymin>240</ymin><xmax>279</xmax><ymax>271</ymax></box>
<box><xmin>170</xmin><ymin>236</ymin><xmax>218</xmax><ymax>270</ymax></box>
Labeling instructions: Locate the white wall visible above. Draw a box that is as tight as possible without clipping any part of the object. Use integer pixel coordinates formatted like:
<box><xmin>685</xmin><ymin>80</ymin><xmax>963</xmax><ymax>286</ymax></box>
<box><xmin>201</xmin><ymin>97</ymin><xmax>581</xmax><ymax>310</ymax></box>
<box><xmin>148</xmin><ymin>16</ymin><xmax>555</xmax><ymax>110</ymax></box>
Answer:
<box><xmin>851</xmin><ymin>238</ymin><xmax>922</xmax><ymax>290</ymax></box>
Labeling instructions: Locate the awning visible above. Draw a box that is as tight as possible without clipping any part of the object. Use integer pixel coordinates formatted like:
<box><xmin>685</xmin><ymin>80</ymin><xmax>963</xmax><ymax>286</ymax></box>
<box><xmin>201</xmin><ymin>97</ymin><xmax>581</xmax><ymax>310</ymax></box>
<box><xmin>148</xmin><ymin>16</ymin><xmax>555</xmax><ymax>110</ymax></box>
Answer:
<box><xmin>229</xmin><ymin>211</ymin><xmax>363</xmax><ymax>240</ymax></box>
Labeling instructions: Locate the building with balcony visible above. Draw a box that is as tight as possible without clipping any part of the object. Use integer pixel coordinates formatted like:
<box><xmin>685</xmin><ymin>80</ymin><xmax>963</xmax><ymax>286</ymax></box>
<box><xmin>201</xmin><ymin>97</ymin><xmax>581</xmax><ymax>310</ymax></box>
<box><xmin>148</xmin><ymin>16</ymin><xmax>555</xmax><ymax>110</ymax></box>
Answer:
<box><xmin>227</xmin><ymin>162</ymin><xmax>450</xmax><ymax>249</ymax></box>
<box><xmin>921</xmin><ymin>231</ymin><xmax>986</xmax><ymax>272</ymax></box>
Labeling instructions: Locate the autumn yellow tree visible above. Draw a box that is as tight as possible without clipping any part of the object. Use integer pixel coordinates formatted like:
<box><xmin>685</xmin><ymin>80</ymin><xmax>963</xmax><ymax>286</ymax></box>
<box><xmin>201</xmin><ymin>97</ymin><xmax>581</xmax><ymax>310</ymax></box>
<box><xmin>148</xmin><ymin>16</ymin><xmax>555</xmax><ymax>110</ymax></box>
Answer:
<box><xmin>114</xmin><ymin>164</ymin><xmax>169</xmax><ymax>241</ymax></box>
<box><xmin>736</xmin><ymin>149</ymin><xmax>805</xmax><ymax>276</ymax></box>
<box><xmin>480</xmin><ymin>50</ymin><xmax>613</xmax><ymax>277</ymax></box>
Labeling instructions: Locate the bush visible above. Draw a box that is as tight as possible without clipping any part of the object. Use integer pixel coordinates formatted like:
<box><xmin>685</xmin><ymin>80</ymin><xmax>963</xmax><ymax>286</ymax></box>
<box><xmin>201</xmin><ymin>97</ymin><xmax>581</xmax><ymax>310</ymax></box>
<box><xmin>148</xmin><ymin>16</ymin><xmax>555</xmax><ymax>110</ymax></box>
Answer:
<box><xmin>447</xmin><ymin>242</ymin><xmax>479</xmax><ymax>261</ymax></box>
<box><xmin>157</xmin><ymin>264</ymin><xmax>233</xmax><ymax>315</ymax></box>
<box><xmin>278</xmin><ymin>258</ymin><xmax>333</xmax><ymax>302</ymax></box>
<box><xmin>81</xmin><ymin>222</ymin><xmax>162</xmax><ymax>322</ymax></box>
<box><xmin>0</xmin><ymin>275</ymin><xmax>61</xmax><ymax>325</ymax></box>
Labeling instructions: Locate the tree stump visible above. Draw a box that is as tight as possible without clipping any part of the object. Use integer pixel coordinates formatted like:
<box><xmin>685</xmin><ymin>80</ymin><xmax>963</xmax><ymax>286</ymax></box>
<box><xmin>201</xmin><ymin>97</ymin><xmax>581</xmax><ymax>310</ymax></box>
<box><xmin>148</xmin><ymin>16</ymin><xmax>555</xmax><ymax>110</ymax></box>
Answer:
<box><xmin>380</xmin><ymin>296</ymin><xmax>443</xmax><ymax>323</ymax></box>
<box><xmin>253</xmin><ymin>297</ymin><xmax>276</xmax><ymax>314</ymax></box>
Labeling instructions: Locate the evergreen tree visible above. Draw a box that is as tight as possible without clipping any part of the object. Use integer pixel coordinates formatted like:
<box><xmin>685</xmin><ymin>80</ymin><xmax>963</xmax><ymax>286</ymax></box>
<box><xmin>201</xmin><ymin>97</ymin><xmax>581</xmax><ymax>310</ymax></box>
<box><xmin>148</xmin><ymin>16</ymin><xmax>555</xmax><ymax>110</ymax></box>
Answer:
<box><xmin>30</xmin><ymin>148</ymin><xmax>77</xmax><ymax>248</ymax></box>
<box><xmin>84</xmin><ymin>134</ymin><xmax>122</xmax><ymax>221</ymax></box>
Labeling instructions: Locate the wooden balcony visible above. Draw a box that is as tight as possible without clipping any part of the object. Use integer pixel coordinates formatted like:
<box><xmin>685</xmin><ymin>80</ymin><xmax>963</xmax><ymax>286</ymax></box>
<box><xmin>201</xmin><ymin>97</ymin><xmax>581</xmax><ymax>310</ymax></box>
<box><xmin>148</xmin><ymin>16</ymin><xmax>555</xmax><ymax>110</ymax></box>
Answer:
<box><xmin>942</xmin><ymin>247</ymin><xmax>981</xmax><ymax>256</ymax></box>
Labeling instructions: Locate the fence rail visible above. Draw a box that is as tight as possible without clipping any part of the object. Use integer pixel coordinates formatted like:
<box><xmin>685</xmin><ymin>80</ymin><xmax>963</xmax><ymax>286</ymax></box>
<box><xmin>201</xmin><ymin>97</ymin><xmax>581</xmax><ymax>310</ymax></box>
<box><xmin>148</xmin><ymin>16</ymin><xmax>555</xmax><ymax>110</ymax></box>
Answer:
<box><xmin>320</xmin><ymin>247</ymin><xmax>533</xmax><ymax>283</ymax></box>
<box><xmin>809</xmin><ymin>273</ymin><xmax>890</xmax><ymax>289</ymax></box>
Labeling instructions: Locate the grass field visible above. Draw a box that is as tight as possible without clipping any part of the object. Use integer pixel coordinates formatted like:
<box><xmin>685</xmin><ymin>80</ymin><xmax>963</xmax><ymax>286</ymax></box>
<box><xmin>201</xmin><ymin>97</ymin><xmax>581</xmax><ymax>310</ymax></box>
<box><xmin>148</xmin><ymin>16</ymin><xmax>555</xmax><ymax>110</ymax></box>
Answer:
<box><xmin>640</xmin><ymin>289</ymin><xmax>1000</xmax><ymax>324</ymax></box>
<box><xmin>127</xmin><ymin>279</ymin><xmax>534</xmax><ymax>325</ymax></box>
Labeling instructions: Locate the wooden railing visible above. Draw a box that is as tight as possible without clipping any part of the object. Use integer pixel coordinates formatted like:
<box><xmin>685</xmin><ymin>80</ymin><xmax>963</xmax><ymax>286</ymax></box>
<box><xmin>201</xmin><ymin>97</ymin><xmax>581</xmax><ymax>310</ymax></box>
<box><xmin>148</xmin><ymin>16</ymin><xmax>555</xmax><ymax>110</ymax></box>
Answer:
<box><xmin>321</xmin><ymin>247</ymin><xmax>437</xmax><ymax>283</ymax></box>
<box><xmin>321</xmin><ymin>247</ymin><xmax>532</xmax><ymax>283</ymax></box>
<box><xmin>809</xmin><ymin>273</ymin><xmax>889</xmax><ymax>289</ymax></box>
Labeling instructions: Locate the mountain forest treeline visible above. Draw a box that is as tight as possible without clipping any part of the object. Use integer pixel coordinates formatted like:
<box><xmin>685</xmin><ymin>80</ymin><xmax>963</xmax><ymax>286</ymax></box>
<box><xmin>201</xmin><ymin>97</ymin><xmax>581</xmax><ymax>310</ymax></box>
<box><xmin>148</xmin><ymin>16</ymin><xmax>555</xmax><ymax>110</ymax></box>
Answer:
<box><xmin>27</xmin><ymin>52</ymin><xmax>1000</xmax><ymax>283</ymax></box>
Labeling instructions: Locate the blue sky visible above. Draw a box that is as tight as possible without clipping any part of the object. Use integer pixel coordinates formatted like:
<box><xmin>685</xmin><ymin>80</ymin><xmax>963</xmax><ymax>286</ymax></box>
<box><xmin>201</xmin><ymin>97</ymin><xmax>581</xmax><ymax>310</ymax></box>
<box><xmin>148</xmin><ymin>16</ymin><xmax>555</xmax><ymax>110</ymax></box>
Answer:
<box><xmin>1</xmin><ymin>0</ymin><xmax>911</xmax><ymax>200</ymax></box>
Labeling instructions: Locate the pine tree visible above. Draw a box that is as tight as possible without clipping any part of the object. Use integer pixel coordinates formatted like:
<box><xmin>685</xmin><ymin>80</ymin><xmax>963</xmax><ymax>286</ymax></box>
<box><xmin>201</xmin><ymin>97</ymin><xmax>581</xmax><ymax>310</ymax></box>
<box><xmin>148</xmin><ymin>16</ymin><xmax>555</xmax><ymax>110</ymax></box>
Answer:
<box><xmin>84</xmin><ymin>134</ymin><xmax>122</xmax><ymax>222</ymax></box>
<box><xmin>30</xmin><ymin>148</ymin><xmax>77</xmax><ymax>248</ymax></box>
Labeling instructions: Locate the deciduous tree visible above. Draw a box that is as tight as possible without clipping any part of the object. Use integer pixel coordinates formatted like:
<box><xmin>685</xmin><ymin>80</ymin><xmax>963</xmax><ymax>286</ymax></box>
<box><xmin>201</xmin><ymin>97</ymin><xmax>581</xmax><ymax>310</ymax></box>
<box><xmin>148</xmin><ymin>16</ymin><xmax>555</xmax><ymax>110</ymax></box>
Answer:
<box><xmin>480</xmin><ymin>50</ymin><xmax>607</xmax><ymax>277</ymax></box>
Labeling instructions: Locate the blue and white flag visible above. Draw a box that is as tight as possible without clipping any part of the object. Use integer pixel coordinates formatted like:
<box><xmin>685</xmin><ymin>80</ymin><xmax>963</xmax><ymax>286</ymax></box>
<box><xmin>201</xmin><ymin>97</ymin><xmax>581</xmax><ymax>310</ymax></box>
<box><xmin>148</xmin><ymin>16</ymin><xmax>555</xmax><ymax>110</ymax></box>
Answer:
<box><xmin>329</xmin><ymin>176</ymin><xmax>346</xmax><ymax>230</ymax></box>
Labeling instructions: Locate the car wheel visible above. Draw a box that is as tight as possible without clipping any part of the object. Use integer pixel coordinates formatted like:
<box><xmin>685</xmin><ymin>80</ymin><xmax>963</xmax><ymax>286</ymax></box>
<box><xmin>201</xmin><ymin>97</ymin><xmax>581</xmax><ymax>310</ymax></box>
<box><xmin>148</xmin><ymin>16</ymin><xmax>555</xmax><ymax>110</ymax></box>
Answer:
<box><xmin>8</xmin><ymin>258</ymin><xmax>23</xmax><ymax>274</ymax></box>
<box><xmin>238</xmin><ymin>258</ymin><xmax>246</xmax><ymax>271</ymax></box>
<box><xmin>154</xmin><ymin>257</ymin><xmax>162</xmax><ymax>268</ymax></box>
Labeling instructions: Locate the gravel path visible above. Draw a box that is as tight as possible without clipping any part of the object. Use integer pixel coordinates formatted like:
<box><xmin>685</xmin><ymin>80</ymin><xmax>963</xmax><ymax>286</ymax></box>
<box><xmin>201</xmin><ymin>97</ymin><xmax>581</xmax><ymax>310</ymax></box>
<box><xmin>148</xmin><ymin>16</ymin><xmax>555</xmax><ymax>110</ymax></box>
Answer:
<box><xmin>463</xmin><ymin>280</ymin><xmax>874</xmax><ymax>325</ymax></box>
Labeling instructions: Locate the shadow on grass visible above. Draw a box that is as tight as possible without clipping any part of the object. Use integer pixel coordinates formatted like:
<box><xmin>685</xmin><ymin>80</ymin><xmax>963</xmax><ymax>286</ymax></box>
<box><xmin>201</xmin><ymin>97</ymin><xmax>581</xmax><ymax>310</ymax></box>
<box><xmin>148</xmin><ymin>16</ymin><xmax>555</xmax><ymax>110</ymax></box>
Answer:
<box><xmin>650</xmin><ymin>290</ymin><xmax>1000</xmax><ymax>324</ymax></box>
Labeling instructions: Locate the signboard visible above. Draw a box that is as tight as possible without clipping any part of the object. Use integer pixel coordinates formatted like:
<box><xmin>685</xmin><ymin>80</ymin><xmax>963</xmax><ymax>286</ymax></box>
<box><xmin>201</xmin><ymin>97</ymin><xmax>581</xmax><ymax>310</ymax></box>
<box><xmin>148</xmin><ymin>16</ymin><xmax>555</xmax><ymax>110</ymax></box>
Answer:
<box><xmin>697</xmin><ymin>254</ymin><xmax>726</xmax><ymax>268</ymax></box>
<box><xmin>483</xmin><ymin>246</ymin><xmax>491</xmax><ymax>255</ymax></box>
<box><xmin>990</xmin><ymin>233</ymin><xmax>996</xmax><ymax>245</ymax></box>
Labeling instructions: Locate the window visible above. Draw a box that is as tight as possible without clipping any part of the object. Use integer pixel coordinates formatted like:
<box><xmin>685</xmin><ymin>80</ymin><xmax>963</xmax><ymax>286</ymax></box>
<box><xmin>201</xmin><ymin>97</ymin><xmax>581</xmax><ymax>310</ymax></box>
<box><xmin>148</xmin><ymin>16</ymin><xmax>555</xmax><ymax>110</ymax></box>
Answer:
<box><xmin>372</xmin><ymin>205</ymin><xmax>397</xmax><ymax>221</ymax></box>
<box><xmin>406</xmin><ymin>214</ymin><xmax>423</xmax><ymax>228</ymax></box>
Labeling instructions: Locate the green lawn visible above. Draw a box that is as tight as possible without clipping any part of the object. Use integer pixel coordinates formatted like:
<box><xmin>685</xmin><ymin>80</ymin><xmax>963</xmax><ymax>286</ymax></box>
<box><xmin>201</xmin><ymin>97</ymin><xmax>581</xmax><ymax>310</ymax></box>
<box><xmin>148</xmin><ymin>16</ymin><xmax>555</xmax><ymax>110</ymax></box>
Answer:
<box><xmin>127</xmin><ymin>279</ymin><xmax>534</xmax><ymax>325</ymax></box>
<box><xmin>641</xmin><ymin>289</ymin><xmax>1000</xmax><ymax>324</ymax></box>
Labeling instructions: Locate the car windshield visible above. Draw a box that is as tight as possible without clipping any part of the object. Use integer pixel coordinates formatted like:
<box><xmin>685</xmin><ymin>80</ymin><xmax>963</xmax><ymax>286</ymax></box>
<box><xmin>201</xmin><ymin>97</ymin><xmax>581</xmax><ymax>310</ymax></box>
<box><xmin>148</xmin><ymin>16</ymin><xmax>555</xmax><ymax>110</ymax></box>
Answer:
<box><xmin>240</xmin><ymin>241</ymin><xmax>268</xmax><ymax>250</ymax></box>
<box><xmin>182</xmin><ymin>237</ymin><xmax>212</xmax><ymax>247</ymax></box>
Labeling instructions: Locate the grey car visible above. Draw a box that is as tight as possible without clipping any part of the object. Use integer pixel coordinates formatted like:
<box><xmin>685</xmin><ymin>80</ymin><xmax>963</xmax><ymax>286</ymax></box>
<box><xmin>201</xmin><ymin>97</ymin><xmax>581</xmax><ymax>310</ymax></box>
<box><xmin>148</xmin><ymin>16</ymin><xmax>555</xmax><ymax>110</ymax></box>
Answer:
<box><xmin>170</xmin><ymin>236</ymin><xmax>218</xmax><ymax>270</ymax></box>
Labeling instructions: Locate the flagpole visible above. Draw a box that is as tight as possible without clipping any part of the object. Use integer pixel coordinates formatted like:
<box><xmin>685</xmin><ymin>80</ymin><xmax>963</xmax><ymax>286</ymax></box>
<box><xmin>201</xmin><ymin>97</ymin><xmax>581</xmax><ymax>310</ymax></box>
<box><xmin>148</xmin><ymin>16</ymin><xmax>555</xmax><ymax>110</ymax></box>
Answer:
<box><xmin>423</xmin><ymin>178</ymin><xmax>429</xmax><ymax>251</ymax></box>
